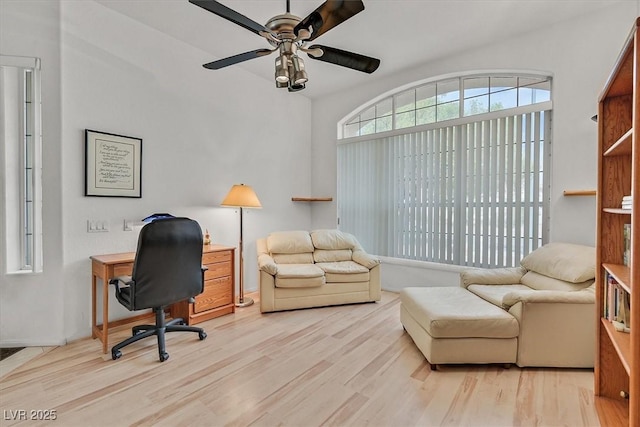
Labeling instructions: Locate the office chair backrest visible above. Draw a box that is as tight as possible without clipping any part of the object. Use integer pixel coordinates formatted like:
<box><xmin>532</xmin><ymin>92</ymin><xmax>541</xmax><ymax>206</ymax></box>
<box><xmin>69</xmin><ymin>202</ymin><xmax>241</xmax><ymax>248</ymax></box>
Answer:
<box><xmin>131</xmin><ymin>217</ymin><xmax>204</xmax><ymax>310</ymax></box>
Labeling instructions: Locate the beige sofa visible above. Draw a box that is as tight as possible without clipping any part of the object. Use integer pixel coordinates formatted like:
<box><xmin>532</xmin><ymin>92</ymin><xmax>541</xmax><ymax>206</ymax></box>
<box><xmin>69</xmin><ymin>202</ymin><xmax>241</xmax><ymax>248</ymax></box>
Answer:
<box><xmin>257</xmin><ymin>229</ymin><xmax>381</xmax><ymax>313</ymax></box>
<box><xmin>400</xmin><ymin>242</ymin><xmax>596</xmax><ymax>368</ymax></box>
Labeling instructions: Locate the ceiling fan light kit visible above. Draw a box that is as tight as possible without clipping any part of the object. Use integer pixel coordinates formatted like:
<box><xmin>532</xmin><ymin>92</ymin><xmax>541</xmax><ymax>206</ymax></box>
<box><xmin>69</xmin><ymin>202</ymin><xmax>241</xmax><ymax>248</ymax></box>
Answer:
<box><xmin>189</xmin><ymin>0</ymin><xmax>381</xmax><ymax>92</ymax></box>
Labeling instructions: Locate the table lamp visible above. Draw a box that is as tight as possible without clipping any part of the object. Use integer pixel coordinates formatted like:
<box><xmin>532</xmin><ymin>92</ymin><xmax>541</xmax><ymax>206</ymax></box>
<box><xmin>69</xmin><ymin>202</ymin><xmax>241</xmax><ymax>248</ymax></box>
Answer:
<box><xmin>221</xmin><ymin>184</ymin><xmax>262</xmax><ymax>307</ymax></box>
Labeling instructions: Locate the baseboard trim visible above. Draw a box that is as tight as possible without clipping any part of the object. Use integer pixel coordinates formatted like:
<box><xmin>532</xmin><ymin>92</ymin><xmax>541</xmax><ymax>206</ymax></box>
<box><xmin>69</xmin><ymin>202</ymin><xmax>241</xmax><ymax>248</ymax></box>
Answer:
<box><xmin>0</xmin><ymin>338</ymin><xmax>66</xmax><ymax>348</ymax></box>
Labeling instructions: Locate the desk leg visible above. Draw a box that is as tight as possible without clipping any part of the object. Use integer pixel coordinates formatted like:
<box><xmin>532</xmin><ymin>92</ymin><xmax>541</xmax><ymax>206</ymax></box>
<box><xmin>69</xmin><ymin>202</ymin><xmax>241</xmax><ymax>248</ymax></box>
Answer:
<box><xmin>102</xmin><ymin>265</ymin><xmax>109</xmax><ymax>354</ymax></box>
<box><xmin>92</xmin><ymin>273</ymin><xmax>97</xmax><ymax>339</ymax></box>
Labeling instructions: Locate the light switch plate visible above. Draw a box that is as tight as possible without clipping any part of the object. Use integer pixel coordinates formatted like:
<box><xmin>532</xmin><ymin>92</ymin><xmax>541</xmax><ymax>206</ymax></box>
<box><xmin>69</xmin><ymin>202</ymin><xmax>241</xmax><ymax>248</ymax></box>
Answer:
<box><xmin>87</xmin><ymin>220</ymin><xmax>109</xmax><ymax>233</ymax></box>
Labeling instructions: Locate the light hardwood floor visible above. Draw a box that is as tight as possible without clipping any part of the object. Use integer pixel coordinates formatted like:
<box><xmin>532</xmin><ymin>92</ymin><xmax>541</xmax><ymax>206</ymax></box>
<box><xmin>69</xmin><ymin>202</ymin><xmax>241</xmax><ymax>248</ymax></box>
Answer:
<box><xmin>0</xmin><ymin>291</ymin><xmax>600</xmax><ymax>426</ymax></box>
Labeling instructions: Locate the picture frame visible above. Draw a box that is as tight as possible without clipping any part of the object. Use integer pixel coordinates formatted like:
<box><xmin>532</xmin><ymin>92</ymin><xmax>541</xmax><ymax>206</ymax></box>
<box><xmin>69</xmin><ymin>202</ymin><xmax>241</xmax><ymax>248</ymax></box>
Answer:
<box><xmin>85</xmin><ymin>129</ymin><xmax>142</xmax><ymax>198</ymax></box>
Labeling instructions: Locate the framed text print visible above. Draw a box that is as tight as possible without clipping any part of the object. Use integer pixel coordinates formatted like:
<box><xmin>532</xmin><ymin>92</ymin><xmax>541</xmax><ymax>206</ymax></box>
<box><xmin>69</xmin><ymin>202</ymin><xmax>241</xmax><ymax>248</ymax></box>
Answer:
<box><xmin>85</xmin><ymin>129</ymin><xmax>142</xmax><ymax>198</ymax></box>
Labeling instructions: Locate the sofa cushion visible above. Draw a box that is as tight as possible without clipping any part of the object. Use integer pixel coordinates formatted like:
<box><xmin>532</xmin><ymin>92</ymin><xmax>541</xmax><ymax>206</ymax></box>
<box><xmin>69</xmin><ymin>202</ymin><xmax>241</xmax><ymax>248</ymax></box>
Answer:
<box><xmin>520</xmin><ymin>242</ymin><xmax>595</xmax><ymax>283</ymax></box>
<box><xmin>316</xmin><ymin>261</ymin><xmax>370</xmax><ymax>283</ymax></box>
<box><xmin>460</xmin><ymin>267</ymin><xmax>527</xmax><ymax>288</ymax></box>
<box><xmin>520</xmin><ymin>271</ymin><xmax>594</xmax><ymax>292</ymax></box>
<box><xmin>467</xmin><ymin>284</ymin><xmax>535</xmax><ymax>308</ymax></box>
<box><xmin>313</xmin><ymin>249</ymin><xmax>352</xmax><ymax>263</ymax></box>
<box><xmin>275</xmin><ymin>264</ymin><xmax>325</xmax><ymax>288</ymax></box>
<box><xmin>273</xmin><ymin>253</ymin><xmax>314</xmax><ymax>264</ymax></box>
<box><xmin>400</xmin><ymin>287</ymin><xmax>519</xmax><ymax>339</ymax></box>
<box><xmin>268</xmin><ymin>231</ymin><xmax>314</xmax><ymax>254</ymax></box>
<box><xmin>311</xmin><ymin>229</ymin><xmax>357</xmax><ymax>250</ymax></box>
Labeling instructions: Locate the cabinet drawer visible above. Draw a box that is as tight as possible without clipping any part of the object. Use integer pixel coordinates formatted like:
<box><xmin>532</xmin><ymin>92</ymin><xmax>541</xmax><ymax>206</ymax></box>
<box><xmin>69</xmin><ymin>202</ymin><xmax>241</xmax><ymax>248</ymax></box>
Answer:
<box><xmin>113</xmin><ymin>263</ymin><xmax>133</xmax><ymax>277</ymax></box>
<box><xmin>204</xmin><ymin>262</ymin><xmax>232</xmax><ymax>280</ymax></box>
<box><xmin>195</xmin><ymin>276</ymin><xmax>232</xmax><ymax>313</ymax></box>
<box><xmin>202</xmin><ymin>250</ymin><xmax>232</xmax><ymax>265</ymax></box>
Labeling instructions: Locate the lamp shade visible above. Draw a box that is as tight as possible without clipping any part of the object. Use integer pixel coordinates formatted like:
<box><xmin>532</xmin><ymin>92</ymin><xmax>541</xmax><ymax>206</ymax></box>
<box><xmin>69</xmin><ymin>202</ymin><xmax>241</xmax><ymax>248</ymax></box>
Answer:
<box><xmin>221</xmin><ymin>184</ymin><xmax>262</xmax><ymax>208</ymax></box>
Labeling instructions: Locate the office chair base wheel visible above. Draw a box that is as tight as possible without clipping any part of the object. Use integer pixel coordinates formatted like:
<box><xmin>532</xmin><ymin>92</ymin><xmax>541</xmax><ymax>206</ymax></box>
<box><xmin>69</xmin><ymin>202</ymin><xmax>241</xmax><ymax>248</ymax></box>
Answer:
<box><xmin>199</xmin><ymin>331</ymin><xmax>207</xmax><ymax>340</ymax></box>
<box><xmin>112</xmin><ymin>350</ymin><xmax>122</xmax><ymax>360</ymax></box>
<box><xmin>159</xmin><ymin>352</ymin><xmax>170</xmax><ymax>362</ymax></box>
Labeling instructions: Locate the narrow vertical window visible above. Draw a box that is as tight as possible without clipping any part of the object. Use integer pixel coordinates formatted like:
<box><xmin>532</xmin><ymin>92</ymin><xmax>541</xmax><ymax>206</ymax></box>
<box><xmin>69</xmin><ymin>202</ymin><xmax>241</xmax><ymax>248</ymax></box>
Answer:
<box><xmin>1</xmin><ymin>55</ymin><xmax>42</xmax><ymax>273</ymax></box>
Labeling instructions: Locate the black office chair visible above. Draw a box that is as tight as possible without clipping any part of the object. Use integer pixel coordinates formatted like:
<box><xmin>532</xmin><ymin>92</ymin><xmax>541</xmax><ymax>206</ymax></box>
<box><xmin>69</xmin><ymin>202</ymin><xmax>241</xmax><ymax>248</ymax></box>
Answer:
<box><xmin>109</xmin><ymin>217</ymin><xmax>207</xmax><ymax>362</ymax></box>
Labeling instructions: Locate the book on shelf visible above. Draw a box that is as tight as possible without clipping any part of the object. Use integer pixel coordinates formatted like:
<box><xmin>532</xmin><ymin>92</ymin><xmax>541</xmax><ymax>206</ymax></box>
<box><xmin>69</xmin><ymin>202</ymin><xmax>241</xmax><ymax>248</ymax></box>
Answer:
<box><xmin>624</xmin><ymin>223</ymin><xmax>631</xmax><ymax>266</ymax></box>
<box><xmin>604</xmin><ymin>272</ymin><xmax>631</xmax><ymax>332</ymax></box>
<box><xmin>621</xmin><ymin>195</ymin><xmax>633</xmax><ymax>209</ymax></box>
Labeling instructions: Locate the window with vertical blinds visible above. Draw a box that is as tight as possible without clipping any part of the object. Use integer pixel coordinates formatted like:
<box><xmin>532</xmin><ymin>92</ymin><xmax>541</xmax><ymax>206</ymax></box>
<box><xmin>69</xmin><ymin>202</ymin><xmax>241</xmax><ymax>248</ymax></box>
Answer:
<box><xmin>338</xmin><ymin>74</ymin><xmax>551</xmax><ymax>268</ymax></box>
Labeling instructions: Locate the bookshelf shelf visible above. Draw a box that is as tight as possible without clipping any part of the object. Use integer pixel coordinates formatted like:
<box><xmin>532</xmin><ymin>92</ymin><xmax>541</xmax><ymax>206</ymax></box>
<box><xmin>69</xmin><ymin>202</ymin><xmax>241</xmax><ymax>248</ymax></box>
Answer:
<box><xmin>604</xmin><ymin>128</ymin><xmax>633</xmax><ymax>157</ymax></box>
<box><xmin>603</xmin><ymin>208</ymin><xmax>633</xmax><ymax>215</ymax></box>
<box><xmin>604</xmin><ymin>263</ymin><xmax>632</xmax><ymax>293</ymax></box>
<box><xmin>602</xmin><ymin>318</ymin><xmax>632</xmax><ymax>375</ymax></box>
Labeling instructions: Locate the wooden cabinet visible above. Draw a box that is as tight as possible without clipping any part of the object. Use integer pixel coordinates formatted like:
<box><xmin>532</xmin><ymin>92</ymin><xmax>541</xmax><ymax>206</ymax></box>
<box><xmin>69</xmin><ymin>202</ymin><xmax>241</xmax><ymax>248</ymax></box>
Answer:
<box><xmin>171</xmin><ymin>244</ymin><xmax>235</xmax><ymax>325</ymax></box>
<box><xmin>594</xmin><ymin>17</ymin><xmax>640</xmax><ymax>427</ymax></box>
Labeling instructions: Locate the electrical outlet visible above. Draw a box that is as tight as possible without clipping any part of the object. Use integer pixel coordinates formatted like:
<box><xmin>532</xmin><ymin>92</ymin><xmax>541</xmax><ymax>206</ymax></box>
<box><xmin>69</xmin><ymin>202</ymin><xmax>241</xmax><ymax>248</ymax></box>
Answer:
<box><xmin>123</xmin><ymin>219</ymin><xmax>134</xmax><ymax>231</ymax></box>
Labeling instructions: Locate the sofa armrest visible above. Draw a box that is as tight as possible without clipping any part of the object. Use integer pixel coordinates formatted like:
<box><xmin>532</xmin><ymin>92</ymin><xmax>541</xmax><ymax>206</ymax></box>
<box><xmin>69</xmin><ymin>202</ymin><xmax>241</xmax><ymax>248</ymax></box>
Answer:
<box><xmin>352</xmin><ymin>250</ymin><xmax>380</xmax><ymax>269</ymax></box>
<box><xmin>502</xmin><ymin>288</ymin><xmax>595</xmax><ymax>309</ymax></box>
<box><xmin>258</xmin><ymin>253</ymin><xmax>277</xmax><ymax>275</ymax></box>
<box><xmin>460</xmin><ymin>266</ymin><xmax>526</xmax><ymax>288</ymax></box>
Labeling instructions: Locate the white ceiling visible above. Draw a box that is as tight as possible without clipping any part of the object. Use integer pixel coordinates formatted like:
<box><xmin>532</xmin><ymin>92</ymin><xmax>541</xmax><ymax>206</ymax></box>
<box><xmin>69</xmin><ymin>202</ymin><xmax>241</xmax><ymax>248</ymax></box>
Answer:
<box><xmin>95</xmin><ymin>0</ymin><xmax>626</xmax><ymax>98</ymax></box>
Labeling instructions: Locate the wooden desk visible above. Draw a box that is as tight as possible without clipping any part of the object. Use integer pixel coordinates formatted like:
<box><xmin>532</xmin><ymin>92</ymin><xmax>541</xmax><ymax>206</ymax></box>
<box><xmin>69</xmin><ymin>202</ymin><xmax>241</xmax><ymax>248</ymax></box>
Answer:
<box><xmin>90</xmin><ymin>244</ymin><xmax>235</xmax><ymax>354</ymax></box>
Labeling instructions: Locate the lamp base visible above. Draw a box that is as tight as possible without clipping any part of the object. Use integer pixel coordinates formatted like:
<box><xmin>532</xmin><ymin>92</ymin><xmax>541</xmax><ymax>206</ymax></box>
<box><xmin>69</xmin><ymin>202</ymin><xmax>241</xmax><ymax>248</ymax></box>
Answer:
<box><xmin>235</xmin><ymin>296</ymin><xmax>254</xmax><ymax>307</ymax></box>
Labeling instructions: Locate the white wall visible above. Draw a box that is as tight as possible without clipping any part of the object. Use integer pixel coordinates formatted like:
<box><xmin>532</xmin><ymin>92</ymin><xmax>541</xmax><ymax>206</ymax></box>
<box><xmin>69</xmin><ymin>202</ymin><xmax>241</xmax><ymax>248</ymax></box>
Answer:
<box><xmin>309</xmin><ymin>4</ymin><xmax>637</xmax><ymax>289</ymax></box>
<box><xmin>1</xmin><ymin>0</ymin><xmax>64</xmax><ymax>346</ymax></box>
<box><xmin>1</xmin><ymin>0</ymin><xmax>313</xmax><ymax>345</ymax></box>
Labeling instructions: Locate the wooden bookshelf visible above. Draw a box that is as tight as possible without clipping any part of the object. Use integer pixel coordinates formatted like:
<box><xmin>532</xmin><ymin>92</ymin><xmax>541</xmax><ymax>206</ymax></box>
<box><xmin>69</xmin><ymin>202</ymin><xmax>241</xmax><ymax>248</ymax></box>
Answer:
<box><xmin>594</xmin><ymin>17</ymin><xmax>639</xmax><ymax>427</ymax></box>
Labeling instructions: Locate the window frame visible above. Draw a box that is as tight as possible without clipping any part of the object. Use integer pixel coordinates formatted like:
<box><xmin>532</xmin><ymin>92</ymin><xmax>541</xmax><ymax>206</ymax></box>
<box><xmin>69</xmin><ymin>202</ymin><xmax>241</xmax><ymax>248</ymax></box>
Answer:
<box><xmin>1</xmin><ymin>55</ymin><xmax>43</xmax><ymax>274</ymax></box>
<box><xmin>339</xmin><ymin>71</ymin><xmax>552</xmax><ymax>140</ymax></box>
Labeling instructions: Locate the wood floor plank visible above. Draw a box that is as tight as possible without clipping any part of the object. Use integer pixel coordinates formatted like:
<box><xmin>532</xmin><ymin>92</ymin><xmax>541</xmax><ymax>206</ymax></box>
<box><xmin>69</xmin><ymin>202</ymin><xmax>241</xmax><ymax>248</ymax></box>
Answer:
<box><xmin>0</xmin><ymin>291</ymin><xmax>600</xmax><ymax>426</ymax></box>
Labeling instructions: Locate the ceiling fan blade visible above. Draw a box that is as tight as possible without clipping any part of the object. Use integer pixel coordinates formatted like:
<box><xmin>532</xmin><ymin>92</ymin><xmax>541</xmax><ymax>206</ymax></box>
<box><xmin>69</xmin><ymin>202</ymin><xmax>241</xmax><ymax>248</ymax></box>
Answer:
<box><xmin>307</xmin><ymin>45</ymin><xmax>380</xmax><ymax>74</ymax></box>
<box><xmin>203</xmin><ymin>49</ymin><xmax>275</xmax><ymax>70</ymax></box>
<box><xmin>294</xmin><ymin>0</ymin><xmax>364</xmax><ymax>41</ymax></box>
<box><xmin>190</xmin><ymin>0</ymin><xmax>272</xmax><ymax>36</ymax></box>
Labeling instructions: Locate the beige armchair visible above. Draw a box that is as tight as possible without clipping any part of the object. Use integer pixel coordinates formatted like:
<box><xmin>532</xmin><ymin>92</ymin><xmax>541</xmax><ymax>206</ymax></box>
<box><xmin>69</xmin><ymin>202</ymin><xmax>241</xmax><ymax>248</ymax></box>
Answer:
<box><xmin>460</xmin><ymin>242</ymin><xmax>596</xmax><ymax>367</ymax></box>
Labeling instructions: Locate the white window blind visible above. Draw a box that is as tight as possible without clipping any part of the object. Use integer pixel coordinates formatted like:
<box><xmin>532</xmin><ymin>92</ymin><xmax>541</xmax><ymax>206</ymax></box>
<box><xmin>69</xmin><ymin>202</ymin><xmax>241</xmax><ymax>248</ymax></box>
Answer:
<box><xmin>338</xmin><ymin>106</ymin><xmax>551</xmax><ymax>268</ymax></box>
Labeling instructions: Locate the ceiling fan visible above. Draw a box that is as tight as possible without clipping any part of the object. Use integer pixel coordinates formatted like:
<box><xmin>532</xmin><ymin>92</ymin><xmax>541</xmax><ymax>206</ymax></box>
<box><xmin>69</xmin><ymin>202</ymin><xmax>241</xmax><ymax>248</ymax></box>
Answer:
<box><xmin>189</xmin><ymin>0</ymin><xmax>381</xmax><ymax>92</ymax></box>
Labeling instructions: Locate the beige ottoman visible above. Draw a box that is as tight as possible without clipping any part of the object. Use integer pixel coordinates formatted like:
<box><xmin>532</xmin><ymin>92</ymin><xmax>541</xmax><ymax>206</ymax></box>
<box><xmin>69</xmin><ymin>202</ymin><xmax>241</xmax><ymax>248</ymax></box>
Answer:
<box><xmin>400</xmin><ymin>287</ymin><xmax>519</xmax><ymax>369</ymax></box>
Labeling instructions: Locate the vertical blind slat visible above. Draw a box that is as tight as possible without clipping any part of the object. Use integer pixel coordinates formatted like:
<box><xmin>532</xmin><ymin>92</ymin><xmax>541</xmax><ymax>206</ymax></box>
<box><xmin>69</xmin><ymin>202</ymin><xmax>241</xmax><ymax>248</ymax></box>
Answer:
<box><xmin>490</xmin><ymin>118</ymin><xmax>498</xmax><ymax>267</ymax></box>
<box><xmin>532</xmin><ymin>111</ymin><xmax>541</xmax><ymax>251</ymax></box>
<box><xmin>481</xmin><ymin>120</ymin><xmax>490</xmax><ymax>268</ymax></box>
<box><xmin>514</xmin><ymin>114</ymin><xmax>523</xmax><ymax>262</ymax></box>
<box><xmin>497</xmin><ymin>117</ymin><xmax>506</xmax><ymax>267</ymax></box>
<box><xmin>523</xmin><ymin>113</ymin><xmax>532</xmax><ymax>254</ymax></box>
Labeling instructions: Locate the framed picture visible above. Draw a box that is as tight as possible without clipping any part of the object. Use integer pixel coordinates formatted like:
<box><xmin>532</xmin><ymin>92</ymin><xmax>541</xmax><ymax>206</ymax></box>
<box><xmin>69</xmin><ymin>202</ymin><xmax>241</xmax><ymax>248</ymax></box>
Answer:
<box><xmin>85</xmin><ymin>129</ymin><xmax>142</xmax><ymax>198</ymax></box>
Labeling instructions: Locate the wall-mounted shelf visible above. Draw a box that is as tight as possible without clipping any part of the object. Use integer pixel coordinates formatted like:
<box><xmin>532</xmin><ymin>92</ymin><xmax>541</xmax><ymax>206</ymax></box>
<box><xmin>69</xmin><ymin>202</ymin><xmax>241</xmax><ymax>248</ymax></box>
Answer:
<box><xmin>563</xmin><ymin>190</ymin><xmax>597</xmax><ymax>196</ymax></box>
<box><xmin>291</xmin><ymin>197</ymin><xmax>333</xmax><ymax>202</ymax></box>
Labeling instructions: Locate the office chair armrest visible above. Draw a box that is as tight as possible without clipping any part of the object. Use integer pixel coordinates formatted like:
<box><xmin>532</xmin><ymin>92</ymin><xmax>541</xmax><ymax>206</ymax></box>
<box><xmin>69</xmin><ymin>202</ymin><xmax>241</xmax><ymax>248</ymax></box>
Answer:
<box><xmin>196</xmin><ymin>266</ymin><xmax>208</xmax><ymax>296</ymax></box>
<box><xmin>109</xmin><ymin>276</ymin><xmax>134</xmax><ymax>289</ymax></box>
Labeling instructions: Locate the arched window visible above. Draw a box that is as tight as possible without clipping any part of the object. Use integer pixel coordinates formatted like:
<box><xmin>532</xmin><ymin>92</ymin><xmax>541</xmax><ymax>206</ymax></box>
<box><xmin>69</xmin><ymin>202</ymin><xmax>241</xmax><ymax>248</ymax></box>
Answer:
<box><xmin>337</xmin><ymin>72</ymin><xmax>552</xmax><ymax>268</ymax></box>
